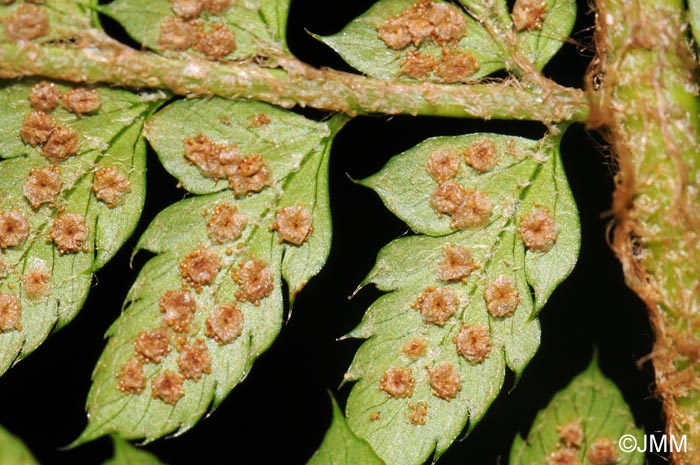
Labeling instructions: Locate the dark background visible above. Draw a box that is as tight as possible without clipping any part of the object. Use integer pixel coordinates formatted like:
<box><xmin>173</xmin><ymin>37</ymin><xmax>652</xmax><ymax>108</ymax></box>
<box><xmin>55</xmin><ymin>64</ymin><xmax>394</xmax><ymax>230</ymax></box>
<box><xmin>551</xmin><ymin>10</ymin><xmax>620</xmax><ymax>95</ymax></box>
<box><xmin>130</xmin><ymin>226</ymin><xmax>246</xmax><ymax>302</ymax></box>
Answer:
<box><xmin>0</xmin><ymin>1</ymin><xmax>665</xmax><ymax>464</ymax></box>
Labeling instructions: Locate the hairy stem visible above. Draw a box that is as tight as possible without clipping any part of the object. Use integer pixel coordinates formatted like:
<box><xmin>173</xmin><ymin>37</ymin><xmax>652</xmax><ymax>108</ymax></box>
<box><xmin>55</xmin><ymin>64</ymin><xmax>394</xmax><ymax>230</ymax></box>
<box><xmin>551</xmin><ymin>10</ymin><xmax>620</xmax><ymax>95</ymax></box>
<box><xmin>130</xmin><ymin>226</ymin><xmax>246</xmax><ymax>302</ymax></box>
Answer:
<box><xmin>0</xmin><ymin>31</ymin><xmax>587</xmax><ymax>123</ymax></box>
<box><xmin>589</xmin><ymin>0</ymin><xmax>700</xmax><ymax>462</ymax></box>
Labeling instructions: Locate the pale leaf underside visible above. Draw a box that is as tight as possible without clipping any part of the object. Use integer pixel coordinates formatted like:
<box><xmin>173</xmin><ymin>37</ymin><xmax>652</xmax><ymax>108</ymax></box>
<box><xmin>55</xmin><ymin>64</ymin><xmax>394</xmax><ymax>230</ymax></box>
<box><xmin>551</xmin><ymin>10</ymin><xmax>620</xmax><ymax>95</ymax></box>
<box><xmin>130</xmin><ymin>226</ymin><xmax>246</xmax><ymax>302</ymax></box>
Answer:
<box><xmin>80</xmin><ymin>98</ymin><xmax>342</xmax><ymax>443</ymax></box>
<box><xmin>510</xmin><ymin>359</ymin><xmax>645</xmax><ymax>465</ymax></box>
<box><xmin>345</xmin><ymin>131</ymin><xmax>580</xmax><ymax>465</ymax></box>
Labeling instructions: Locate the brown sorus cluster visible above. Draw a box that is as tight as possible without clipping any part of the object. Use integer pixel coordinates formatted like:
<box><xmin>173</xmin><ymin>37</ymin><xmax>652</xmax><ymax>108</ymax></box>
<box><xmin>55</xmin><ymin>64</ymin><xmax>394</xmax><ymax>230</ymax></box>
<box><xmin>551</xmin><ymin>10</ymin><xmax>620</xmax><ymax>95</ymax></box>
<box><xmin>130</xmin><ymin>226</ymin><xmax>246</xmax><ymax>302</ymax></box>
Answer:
<box><xmin>413</xmin><ymin>286</ymin><xmax>458</xmax><ymax>325</ymax></box>
<box><xmin>207</xmin><ymin>204</ymin><xmax>248</xmax><ymax>244</ymax></box>
<box><xmin>179</xmin><ymin>247</ymin><xmax>222</xmax><ymax>291</ymax></box>
<box><xmin>408</xmin><ymin>401</ymin><xmax>428</xmax><ymax>425</ymax></box>
<box><xmin>426</xmin><ymin>148</ymin><xmax>461</xmax><ymax>182</ymax></box>
<box><xmin>512</xmin><ymin>0</ymin><xmax>548</xmax><ymax>32</ymax></box>
<box><xmin>159</xmin><ymin>289</ymin><xmax>197</xmax><ymax>333</ymax></box>
<box><xmin>232</xmin><ymin>258</ymin><xmax>274</xmax><ymax>303</ymax></box>
<box><xmin>453</xmin><ymin>324</ymin><xmax>492</xmax><ymax>363</ymax></box>
<box><xmin>402</xmin><ymin>338</ymin><xmax>426</xmax><ymax>359</ymax></box>
<box><xmin>151</xmin><ymin>370</ymin><xmax>185</xmax><ymax>405</ymax></box>
<box><xmin>41</xmin><ymin>126</ymin><xmax>80</xmax><ymax>161</ymax></box>
<box><xmin>519</xmin><ymin>207</ymin><xmax>558</xmax><ymax>252</ymax></box>
<box><xmin>20</xmin><ymin>261</ymin><xmax>51</xmax><ymax>299</ymax></box>
<box><xmin>62</xmin><ymin>88</ymin><xmax>101</xmax><ymax>114</ymax></box>
<box><xmin>0</xmin><ymin>209</ymin><xmax>30</xmax><ymax>249</ymax></box>
<box><xmin>484</xmin><ymin>275</ymin><xmax>520</xmax><ymax>318</ymax></box>
<box><xmin>116</xmin><ymin>359</ymin><xmax>146</xmax><ymax>394</ymax></box>
<box><xmin>205</xmin><ymin>302</ymin><xmax>244</xmax><ymax>344</ymax></box>
<box><xmin>5</xmin><ymin>4</ymin><xmax>49</xmax><ymax>40</ymax></box>
<box><xmin>271</xmin><ymin>205</ymin><xmax>314</xmax><ymax>246</ymax></box>
<box><xmin>380</xmin><ymin>366</ymin><xmax>415</xmax><ymax>398</ymax></box>
<box><xmin>192</xmin><ymin>22</ymin><xmax>236</xmax><ymax>59</ymax></box>
<box><xmin>430</xmin><ymin>181</ymin><xmax>492</xmax><ymax>229</ymax></box>
<box><xmin>170</xmin><ymin>0</ymin><xmax>231</xmax><ymax>18</ymax></box>
<box><xmin>465</xmin><ymin>139</ymin><xmax>497</xmax><ymax>172</ymax></box>
<box><xmin>377</xmin><ymin>0</ymin><xmax>466</xmax><ymax>49</ymax></box>
<box><xmin>160</xmin><ymin>1</ymin><xmax>236</xmax><ymax>59</ymax></box>
<box><xmin>587</xmin><ymin>438</ymin><xmax>618</xmax><ymax>465</ymax></box>
<box><xmin>436</xmin><ymin>244</ymin><xmax>477</xmax><ymax>283</ymax></box>
<box><xmin>557</xmin><ymin>420</ymin><xmax>585</xmax><ymax>448</ymax></box>
<box><xmin>134</xmin><ymin>329</ymin><xmax>171</xmax><ymax>363</ymax></box>
<box><xmin>400</xmin><ymin>47</ymin><xmax>480</xmax><ymax>83</ymax></box>
<box><xmin>20</xmin><ymin>111</ymin><xmax>56</xmax><ymax>147</ymax></box>
<box><xmin>177</xmin><ymin>339</ymin><xmax>212</xmax><ymax>381</ymax></box>
<box><xmin>24</xmin><ymin>165</ymin><xmax>62</xmax><ymax>208</ymax></box>
<box><xmin>547</xmin><ymin>447</ymin><xmax>581</xmax><ymax>465</ymax></box>
<box><xmin>426</xmin><ymin>362</ymin><xmax>462</xmax><ymax>400</ymax></box>
<box><xmin>20</xmin><ymin>84</ymin><xmax>104</xmax><ymax>164</ymax></box>
<box><xmin>171</xmin><ymin>0</ymin><xmax>202</xmax><ymax>20</ymax></box>
<box><xmin>0</xmin><ymin>292</ymin><xmax>22</xmax><ymax>333</ymax></box>
<box><xmin>248</xmin><ymin>113</ymin><xmax>271</xmax><ymax>128</ymax></box>
<box><xmin>183</xmin><ymin>133</ymin><xmax>270</xmax><ymax>195</ymax></box>
<box><xmin>92</xmin><ymin>166</ymin><xmax>131</xmax><ymax>208</ymax></box>
<box><xmin>50</xmin><ymin>213</ymin><xmax>89</xmax><ymax>254</ymax></box>
<box><xmin>29</xmin><ymin>82</ymin><xmax>61</xmax><ymax>112</ymax></box>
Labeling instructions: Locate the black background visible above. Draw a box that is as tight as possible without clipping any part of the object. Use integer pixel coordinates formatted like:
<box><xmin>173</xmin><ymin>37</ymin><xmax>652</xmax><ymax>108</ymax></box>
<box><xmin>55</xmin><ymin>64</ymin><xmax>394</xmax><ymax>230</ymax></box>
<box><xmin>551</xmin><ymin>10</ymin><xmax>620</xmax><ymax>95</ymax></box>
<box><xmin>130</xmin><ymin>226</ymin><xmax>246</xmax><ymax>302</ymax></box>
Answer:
<box><xmin>0</xmin><ymin>1</ymin><xmax>665</xmax><ymax>464</ymax></box>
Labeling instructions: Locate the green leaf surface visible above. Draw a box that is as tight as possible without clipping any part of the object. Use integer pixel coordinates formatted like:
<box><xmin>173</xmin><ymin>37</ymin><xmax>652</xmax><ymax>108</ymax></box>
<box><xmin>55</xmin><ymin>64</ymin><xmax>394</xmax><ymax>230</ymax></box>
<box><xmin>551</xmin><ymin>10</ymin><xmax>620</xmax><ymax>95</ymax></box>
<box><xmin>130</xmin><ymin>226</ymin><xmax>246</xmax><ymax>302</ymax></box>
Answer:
<box><xmin>307</xmin><ymin>396</ymin><xmax>385</xmax><ymax>465</ymax></box>
<box><xmin>0</xmin><ymin>426</ymin><xmax>39</xmax><ymax>465</ymax></box>
<box><xmin>515</xmin><ymin>0</ymin><xmax>577</xmax><ymax>71</ymax></box>
<box><xmin>346</xmin><ymin>130</ymin><xmax>580</xmax><ymax>465</ymax></box>
<box><xmin>320</xmin><ymin>0</ymin><xmax>505</xmax><ymax>82</ymax></box>
<box><xmin>510</xmin><ymin>358</ymin><xmax>645</xmax><ymax>465</ymax></box>
<box><xmin>690</xmin><ymin>0</ymin><xmax>700</xmax><ymax>50</ymax></box>
<box><xmin>78</xmin><ymin>101</ymin><xmax>343</xmax><ymax>443</ymax></box>
<box><xmin>102</xmin><ymin>0</ymin><xmax>289</xmax><ymax>61</ymax></box>
<box><xmin>0</xmin><ymin>80</ymin><xmax>163</xmax><ymax>376</ymax></box>
<box><xmin>104</xmin><ymin>437</ymin><xmax>167</xmax><ymax>465</ymax></box>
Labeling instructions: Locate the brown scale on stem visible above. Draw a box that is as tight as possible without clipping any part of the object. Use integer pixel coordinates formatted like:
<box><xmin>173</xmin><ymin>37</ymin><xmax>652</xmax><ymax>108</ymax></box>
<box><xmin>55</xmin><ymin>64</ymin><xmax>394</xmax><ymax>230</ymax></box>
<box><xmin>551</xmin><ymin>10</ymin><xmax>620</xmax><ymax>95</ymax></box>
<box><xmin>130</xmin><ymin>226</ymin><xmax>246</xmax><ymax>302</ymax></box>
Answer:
<box><xmin>5</xmin><ymin>4</ymin><xmax>49</xmax><ymax>41</ymax></box>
